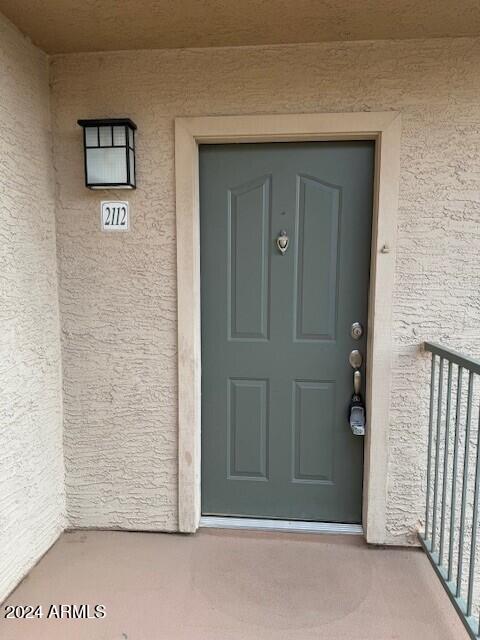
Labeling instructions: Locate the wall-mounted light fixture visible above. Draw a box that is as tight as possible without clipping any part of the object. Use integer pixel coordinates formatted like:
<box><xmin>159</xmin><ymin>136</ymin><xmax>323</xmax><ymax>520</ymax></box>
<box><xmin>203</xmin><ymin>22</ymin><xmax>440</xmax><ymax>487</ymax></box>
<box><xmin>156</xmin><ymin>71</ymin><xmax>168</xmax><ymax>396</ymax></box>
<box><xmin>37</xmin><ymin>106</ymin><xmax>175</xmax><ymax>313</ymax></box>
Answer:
<box><xmin>77</xmin><ymin>118</ymin><xmax>137</xmax><ymax>189</ymax></box>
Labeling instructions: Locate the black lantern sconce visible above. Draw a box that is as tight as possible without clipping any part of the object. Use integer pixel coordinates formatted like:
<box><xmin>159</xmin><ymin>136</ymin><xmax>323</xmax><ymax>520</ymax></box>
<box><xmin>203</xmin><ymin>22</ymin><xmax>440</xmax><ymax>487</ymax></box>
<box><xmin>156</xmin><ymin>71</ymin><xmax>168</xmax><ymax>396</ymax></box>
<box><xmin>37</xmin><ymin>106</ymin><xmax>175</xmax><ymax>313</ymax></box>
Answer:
<box><xmin>77</xmin><ymin>118</ymin><xmax>137</xmax><ymax>189</ymax></box>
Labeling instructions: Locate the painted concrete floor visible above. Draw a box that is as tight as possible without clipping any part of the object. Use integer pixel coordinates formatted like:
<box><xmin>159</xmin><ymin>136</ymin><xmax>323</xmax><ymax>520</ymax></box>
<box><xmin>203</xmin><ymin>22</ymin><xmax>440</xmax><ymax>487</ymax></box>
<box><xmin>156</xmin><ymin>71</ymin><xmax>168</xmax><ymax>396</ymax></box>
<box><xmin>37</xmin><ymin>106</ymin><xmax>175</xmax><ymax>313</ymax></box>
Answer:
<box><xmin>0</xmin><ymin>529</ymin><xmax>468</xmax><ymax>640</ymax></box>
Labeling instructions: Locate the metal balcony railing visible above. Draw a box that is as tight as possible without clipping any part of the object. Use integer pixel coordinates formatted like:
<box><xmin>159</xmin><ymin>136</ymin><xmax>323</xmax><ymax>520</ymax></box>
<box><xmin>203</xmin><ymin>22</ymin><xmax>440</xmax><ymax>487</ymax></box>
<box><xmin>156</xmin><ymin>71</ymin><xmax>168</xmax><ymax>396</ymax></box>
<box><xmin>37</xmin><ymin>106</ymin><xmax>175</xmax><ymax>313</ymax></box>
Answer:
<box><xmin>420</xmin><ymin>342</ymin><xmax>480</xmax><ymax>639</ymax></box>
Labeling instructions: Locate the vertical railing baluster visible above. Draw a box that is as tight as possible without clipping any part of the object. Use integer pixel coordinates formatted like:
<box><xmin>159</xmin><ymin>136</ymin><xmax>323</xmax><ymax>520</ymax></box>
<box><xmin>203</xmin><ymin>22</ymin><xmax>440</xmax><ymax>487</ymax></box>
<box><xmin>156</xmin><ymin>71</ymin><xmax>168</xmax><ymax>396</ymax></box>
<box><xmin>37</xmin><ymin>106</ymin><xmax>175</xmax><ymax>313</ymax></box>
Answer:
<box><xmin>432</xmin><ymin>357</ymin><xmax>444</xmax><ymax>552</ymax></box>
<box><xmin>448</xmin><ymin>366</ymin><xmax>463</xmax><ymax>582</ymax></box>
<box><xmin>467</xmin><ymin>397</ymin><xmax>480</xmax><ymax>617</ymax></box>
<box><xmin>425</xmin><ymin>355</ymin><xmax>437</xmax><ymax>543</ymax></box>
<box><xmin>457</xmin><ymin>371</ymin><xmax>474</xmax><ymax>598</ymax></box>
<box><xmin>439</xmin><ymin>361</ymin><xmax>453</xmax><ymax>565</ymax></box>
<box><xmin>420</xmin><ymin>345</ymin><xmax>480</xmax><ymax>637</ymax></box>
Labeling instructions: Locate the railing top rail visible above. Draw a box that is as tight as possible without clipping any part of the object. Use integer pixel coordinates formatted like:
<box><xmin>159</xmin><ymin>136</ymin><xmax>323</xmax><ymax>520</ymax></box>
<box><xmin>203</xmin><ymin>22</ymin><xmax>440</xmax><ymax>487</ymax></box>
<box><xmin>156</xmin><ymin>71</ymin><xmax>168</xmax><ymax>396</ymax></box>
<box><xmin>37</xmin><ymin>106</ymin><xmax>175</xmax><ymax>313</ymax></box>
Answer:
<box><xmin>424</xmin><ymin>342</ymin><xmax>480</xmax><ymax>375</ymax></box>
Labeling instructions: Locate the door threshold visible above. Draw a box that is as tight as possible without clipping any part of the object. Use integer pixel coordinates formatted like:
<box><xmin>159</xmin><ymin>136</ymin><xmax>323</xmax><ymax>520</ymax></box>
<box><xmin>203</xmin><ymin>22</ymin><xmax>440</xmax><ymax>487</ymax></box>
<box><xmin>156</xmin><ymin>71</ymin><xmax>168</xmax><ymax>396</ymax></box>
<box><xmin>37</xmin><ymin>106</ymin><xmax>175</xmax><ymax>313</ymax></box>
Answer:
<box><xmin>199</xmin><ymin>516</ymin><xmax>363</xmax><ymax>535</ymax></box>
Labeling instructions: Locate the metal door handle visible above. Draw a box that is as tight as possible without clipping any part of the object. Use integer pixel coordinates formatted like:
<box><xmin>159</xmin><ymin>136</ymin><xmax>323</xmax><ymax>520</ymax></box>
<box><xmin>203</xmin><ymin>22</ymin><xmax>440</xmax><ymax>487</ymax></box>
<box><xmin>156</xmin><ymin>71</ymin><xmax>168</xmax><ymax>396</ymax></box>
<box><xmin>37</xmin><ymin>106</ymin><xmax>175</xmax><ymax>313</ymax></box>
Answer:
<box><xmin>353</xmin><ymin>369</ymin><xmax>361</xmax><ymax>395</ymax></box>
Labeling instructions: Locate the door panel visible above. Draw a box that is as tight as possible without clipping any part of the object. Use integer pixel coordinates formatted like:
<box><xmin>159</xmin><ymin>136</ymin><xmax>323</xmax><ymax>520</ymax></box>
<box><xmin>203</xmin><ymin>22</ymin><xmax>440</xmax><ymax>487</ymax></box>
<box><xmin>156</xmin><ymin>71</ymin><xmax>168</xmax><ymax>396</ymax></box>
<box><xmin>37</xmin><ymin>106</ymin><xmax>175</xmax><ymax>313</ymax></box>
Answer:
<box><xmin>292</xmin><ymin>380</ymin><xmax>335</xmax><ymax>483</ymax></box>
<box><xmin>228</xmin><ymin>378</ymin><xmax>269</xmax><ymax>480</ymax></box>
<box><xmin>295</xmin><ymin>175</ymin><xmax>340</xmax><ymax>341</ymax></box>
<box><xmin>228</xmin><ymin>176</ymin><xmax>271</xmax><ymax>340</ymax></box>
<box><xmin>200</xmin><ymin>141</ymin><xmax>374</xmax><ymax>523</ymax></box>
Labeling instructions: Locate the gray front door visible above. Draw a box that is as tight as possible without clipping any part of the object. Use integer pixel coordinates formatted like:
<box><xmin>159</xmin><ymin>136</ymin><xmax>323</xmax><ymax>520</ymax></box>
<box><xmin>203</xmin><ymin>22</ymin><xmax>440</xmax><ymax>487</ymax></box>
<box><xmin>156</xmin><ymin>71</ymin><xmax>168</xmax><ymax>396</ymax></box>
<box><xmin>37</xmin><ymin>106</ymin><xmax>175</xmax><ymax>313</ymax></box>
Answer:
<box><xmin>200</xmin><ymin>141</ymin><xmax>374</xmax><ymax>523</ymax></box>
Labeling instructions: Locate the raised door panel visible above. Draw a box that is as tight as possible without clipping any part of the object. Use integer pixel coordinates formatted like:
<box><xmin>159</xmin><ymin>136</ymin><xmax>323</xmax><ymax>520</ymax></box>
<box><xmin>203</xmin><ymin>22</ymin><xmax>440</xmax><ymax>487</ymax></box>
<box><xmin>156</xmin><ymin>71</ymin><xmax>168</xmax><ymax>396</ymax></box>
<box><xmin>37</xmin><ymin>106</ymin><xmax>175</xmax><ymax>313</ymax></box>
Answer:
<box><xmin>228</xmin><ymin>176</ymin><xmax>271</xmax><ymax>341</ymax></box>
<box><xmin>292</xmin><ymin>381</ymin><xmax>335</xmax><ymax>484</ymax></box>
<box><xmin>294</xmin><ymin>175</ymin><xmax>340</xmax><ymax>341</ymax></box>
<box><xmin>227</xmin><ymin>378</ymin><xmax>269</xmax><ymax>480</ymax></box>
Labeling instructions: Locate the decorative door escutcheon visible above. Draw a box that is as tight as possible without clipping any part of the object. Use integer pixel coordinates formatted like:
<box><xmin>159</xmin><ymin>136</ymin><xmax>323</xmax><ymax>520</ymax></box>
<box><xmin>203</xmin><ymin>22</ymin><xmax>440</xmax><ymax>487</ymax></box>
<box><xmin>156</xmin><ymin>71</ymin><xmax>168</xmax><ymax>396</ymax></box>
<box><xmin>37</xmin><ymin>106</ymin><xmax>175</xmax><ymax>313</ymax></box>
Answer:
<box><xmin>349</xmin><ymin>349</ymin><xmax>363</xmax><ymax>369</ymax></box>
<box><xmin>276</xmin><ymin>230</ymin><xmax>289</xmax><ymax>255</ymax></box>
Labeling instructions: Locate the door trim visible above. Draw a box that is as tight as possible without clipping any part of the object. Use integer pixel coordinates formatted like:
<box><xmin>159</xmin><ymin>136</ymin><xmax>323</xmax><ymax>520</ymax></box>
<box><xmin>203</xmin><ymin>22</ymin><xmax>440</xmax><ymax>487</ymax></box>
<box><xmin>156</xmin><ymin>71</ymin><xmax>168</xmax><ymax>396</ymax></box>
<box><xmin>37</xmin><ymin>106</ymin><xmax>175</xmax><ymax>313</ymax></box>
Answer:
<box><xmin>175</xmin><ymin>112</ymin><xmax>401</xmax><ymax>543</ymax></box>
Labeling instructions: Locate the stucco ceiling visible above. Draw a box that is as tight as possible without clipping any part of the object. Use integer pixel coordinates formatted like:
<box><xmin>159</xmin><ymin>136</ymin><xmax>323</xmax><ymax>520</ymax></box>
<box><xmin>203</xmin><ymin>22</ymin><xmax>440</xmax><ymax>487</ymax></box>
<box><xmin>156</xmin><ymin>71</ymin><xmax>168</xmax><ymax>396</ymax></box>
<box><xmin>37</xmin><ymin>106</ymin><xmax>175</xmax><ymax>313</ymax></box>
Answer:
<box><xmin>1</xmin><ymin>0</ymin><xmax>480</xmax><ymax>54</ymax></box>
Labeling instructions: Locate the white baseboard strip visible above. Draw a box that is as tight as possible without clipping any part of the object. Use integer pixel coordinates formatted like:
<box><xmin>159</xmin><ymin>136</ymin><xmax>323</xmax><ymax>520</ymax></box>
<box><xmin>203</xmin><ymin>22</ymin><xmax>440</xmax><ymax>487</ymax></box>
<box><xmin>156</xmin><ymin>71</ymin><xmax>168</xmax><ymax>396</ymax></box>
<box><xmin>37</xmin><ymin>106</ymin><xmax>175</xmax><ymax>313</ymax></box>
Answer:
<box><xmin>199</xmin><ymin>516</ymin><xmax>363</xmax><ymax>535</ymax></box>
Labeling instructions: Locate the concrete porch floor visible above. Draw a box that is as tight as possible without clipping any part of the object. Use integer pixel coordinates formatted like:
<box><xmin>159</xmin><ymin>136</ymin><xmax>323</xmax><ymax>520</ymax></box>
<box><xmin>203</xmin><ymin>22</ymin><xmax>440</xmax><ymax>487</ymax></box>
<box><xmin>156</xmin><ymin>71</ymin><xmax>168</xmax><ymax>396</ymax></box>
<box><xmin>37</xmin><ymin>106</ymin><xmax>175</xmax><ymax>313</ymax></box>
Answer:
<box><xmin>0</xmin><ymin>529</ymin><xmax>468</xmax><ymax>640</ymax></box>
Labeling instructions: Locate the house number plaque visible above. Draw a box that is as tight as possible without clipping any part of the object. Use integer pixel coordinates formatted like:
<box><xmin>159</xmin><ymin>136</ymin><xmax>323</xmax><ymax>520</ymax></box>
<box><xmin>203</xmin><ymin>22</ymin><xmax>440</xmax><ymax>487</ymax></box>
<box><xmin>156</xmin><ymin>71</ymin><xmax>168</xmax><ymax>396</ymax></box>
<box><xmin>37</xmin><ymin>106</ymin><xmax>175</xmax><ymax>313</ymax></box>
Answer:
<box><xmin>101</xmin><ymin>201</ymin><xmax>130</xmax><ymax>231</ymax></box>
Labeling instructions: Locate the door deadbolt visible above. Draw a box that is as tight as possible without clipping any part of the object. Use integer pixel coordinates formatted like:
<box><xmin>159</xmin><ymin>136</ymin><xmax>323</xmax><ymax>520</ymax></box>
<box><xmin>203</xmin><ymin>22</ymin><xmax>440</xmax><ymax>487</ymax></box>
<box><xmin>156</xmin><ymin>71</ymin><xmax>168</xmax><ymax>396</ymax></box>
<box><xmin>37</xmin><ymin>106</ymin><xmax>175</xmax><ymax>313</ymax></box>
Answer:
<box><xmin>351</xmin><ymin>322</ymin><xmax>364</xmax><ymax>340</ymax></box>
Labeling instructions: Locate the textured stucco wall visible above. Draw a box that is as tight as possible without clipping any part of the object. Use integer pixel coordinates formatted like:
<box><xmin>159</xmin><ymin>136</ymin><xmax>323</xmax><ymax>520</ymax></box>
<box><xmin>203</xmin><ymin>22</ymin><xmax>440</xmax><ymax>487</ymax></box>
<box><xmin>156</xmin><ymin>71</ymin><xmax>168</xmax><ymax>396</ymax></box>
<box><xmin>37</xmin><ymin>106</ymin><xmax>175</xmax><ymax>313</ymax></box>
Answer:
<box><xmin>50</xmin><ymin>37</ymin><xmax>480</xmax><ymax>542</ymax></box>
<box><xmin>0</xmin><ymin>15</ymin><xmax>65</xmax><ymax>600</ymax></box>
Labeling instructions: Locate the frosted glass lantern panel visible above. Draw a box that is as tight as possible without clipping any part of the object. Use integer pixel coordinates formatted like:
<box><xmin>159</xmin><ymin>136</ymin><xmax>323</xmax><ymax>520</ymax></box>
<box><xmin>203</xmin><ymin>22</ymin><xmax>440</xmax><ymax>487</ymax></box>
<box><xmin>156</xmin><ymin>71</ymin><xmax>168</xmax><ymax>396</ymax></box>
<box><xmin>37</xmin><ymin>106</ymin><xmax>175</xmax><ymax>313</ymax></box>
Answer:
<box><xmin>85</xmin><ymin>127</ymin><xmax>98</xmax><ymax>146</ymax></box>
<box><xmin>128</xmin><ymin>127</ymin><xmax>134</xmax><ymax>149</ymax></box>
<box><xmin>86</xmin><ymin>148</ymin><xmax>127</xmax><ymax>184</ymax></box>
<box><xmin>129</xmin><ymin>149</ymin><xmax>135</xmax><ymax>183</ymax></box>
<box><xmin>99</xmin><ymin>126</ymin><xmax>112</xmax><ymax>146</ymax></box>
<box><xmin>113</xmin><ymin>126</ymin><xmax>126</xmax><ymax>146</ymax></box>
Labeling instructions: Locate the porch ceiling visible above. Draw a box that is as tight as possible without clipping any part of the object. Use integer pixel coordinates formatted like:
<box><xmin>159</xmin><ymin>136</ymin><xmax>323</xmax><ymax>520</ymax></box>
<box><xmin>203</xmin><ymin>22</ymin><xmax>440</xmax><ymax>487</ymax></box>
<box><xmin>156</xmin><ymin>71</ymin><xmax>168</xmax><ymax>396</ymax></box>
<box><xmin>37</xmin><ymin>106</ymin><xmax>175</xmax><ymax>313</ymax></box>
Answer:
<box><xmin>1</xmin><ymin>0</ymin><xmax>480</xmax><ymax>55</ymax></box>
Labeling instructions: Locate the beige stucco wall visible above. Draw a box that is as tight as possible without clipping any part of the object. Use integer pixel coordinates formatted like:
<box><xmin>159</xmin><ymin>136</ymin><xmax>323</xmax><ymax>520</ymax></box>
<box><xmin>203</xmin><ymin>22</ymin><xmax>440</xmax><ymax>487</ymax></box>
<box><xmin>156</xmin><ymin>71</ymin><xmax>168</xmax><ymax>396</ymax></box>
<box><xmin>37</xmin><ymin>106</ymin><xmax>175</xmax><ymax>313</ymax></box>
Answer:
<box><xmin>0</xmin><ymin>14</ymin><xmax>65</xmax><ymax>601</ymax></box>
<box><xmin>50</xmin><ymin>37</ymin><xmax>480</xmax><ymax>543</ymax></box>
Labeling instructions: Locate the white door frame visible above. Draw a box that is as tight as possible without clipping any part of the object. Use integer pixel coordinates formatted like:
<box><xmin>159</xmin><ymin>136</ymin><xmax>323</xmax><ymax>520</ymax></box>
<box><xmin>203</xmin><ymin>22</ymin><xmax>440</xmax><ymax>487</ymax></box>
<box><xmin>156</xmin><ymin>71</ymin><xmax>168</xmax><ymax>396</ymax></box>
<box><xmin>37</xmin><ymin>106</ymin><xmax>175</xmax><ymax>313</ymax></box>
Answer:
<box><xmin>175</xmin><ymin>112</ymin><xmax>401</xmax><ymax>544</ymax></box>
